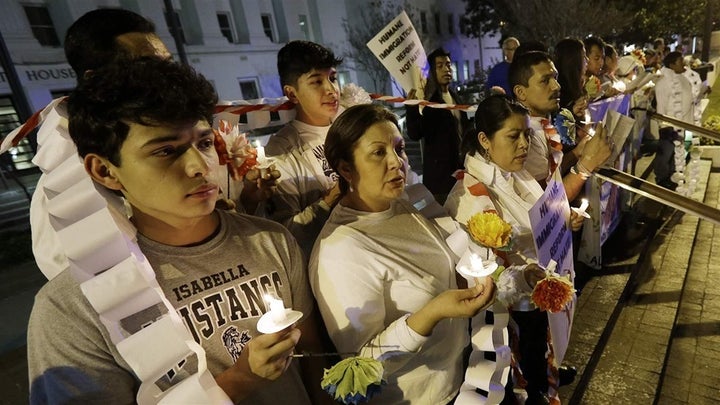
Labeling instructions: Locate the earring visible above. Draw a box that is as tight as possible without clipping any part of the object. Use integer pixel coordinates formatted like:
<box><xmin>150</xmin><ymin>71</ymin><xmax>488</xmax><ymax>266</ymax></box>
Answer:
<box><xmin>483</xmin><ymin>148</ymin><xmax>491</xmax><ymax>162</ymax></box>
<box><xmin>349</xmin><ymin>183</ymin><xmax>355</xmax><ymax>193</ymax></box>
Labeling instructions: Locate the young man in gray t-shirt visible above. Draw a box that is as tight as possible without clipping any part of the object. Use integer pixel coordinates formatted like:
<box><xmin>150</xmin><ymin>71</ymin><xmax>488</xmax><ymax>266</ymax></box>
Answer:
<box><xmin>27</xmin><ymin>58</ymin><xmax>331</xmax><ymax>404</ymax></box>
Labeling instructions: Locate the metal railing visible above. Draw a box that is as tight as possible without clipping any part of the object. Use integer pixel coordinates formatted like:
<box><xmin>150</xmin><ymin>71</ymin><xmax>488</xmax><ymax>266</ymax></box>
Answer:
<box><xmin>595</xmin><ymin>111</ymin><xmax>720</xmax><ymax>224</ymax></box>
<box><xmin>594</xmin><ymin>167</ymin><xmax>720</xmax><ymax>226</ymax></box>
<box><xmin>649</xmin><ymin>112</ymin><xmax>720</xmax><ymax>143</ymax></box>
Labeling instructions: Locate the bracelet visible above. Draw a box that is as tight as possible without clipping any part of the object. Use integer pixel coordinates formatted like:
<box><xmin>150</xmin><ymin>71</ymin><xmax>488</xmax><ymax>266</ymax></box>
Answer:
<box><xmin>571</xmin><ymin>162</ymin><xmax>592</xmax><ymax>180</ymax></box>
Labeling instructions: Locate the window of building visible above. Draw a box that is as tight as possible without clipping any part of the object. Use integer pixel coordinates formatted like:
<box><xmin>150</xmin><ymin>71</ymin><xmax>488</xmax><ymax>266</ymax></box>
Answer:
<box><xmin>474</xmin><ymin>59</ymin><xmax>481</xmax><ymax>75</ymax></box>
<box><xmin>217</xmin><ymin>12</ymin><xmax>235</xmax><ymax>43</ymax></box>
<box><xmin>23</xmin><ymin>5</ymin><xmax>60</xmax><ymax>47</ymax></box>
<box><xmin>434</xmin><ymin>13</ymin><xmax>441</xmax><ymax>35</ymax></box>
<box><xmin>261</xmin><ymin>14</ymin><xmax>276</xmax><ymax>42</ymax></box>
<box><xmin>0</xmin><ymin>97</ymin><xmax>34</xmax><ymax>171</ymax></box>
<box><xmin>298</xmin><ymin>14</ymin><xmax>310</xmax><ymax>40</ymax></box>
<box><xmin>463</xmin><ymin>61</ymin><xmax>470</xmax><ymax>81</ymax></box>
<box><xmin>448</xmin><ymin>14</ymin><xmax>454</xmax><ymax>34</ymax></box>
<box><xmin>239</xmin><ymin>79</ymin><xmax>260</xmax><ymax>100</ymax></box>
<box><xmin>164</xmin><ymin>10</ymin><xmax>186</xmax><ymax>44</ymax></box>
<box><xmin>420</xmin><ymin>12</ymin><xmax>428</xmax><ymax>34</ymax></box>
<box><xmin>452</xmin><ymin>62</ymin><xmax>458</xmax><ymax>82</ymax></box>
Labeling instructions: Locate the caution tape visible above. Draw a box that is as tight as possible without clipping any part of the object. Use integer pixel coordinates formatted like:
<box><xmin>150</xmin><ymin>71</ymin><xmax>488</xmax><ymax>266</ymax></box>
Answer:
<box><xmin>2</xmin><ymin>93</ymin><xmax>480</xmax><ymax>154</ymax></box>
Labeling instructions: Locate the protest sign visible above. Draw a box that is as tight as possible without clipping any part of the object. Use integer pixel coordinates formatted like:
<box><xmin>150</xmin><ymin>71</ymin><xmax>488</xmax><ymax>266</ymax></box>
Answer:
<box><xmin>529</xmin><ymin>169</ymin><xmax>575</xmax><ymax>365</ymax></box>
<box><xmin>578</xmin><ymin>95</ymin><xmax>634</xmax><ymax>268</ymax></box>
<box><xmin>366</xmin><ymin>11</ymin><xmax>427</xmax><ymax>93</ymax></box>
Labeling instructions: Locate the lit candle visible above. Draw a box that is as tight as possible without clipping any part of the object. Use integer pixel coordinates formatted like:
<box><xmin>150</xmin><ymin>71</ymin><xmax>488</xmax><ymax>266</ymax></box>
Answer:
<box><xmin>578</xmin><ymin>198</ymin><xmax>589</xmax><ymax>215</ymax></box>
<box><xmin>254</xmin><ymin>140</ymin><xmax>267</xmax><ymax>165</ymax></box>
<box><xmin>265</xmin><ymin>294</ymin><xmax>286</xmax><ymax>323</ymax></box>
<box><xmin>571</xmin><ymin>198</ymin><xmax>591</xmax><ymax>219</ymax></box>
<box><xmin>470</xmin><ymin>253</ymin><xmax>485</xmax><ymax>274</ymax></box>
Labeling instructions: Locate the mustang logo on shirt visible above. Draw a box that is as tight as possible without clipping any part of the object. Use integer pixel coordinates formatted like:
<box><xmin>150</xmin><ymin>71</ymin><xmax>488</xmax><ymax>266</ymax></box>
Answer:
<box><xmin>312</xmin><ymin>144</ymin><xmax>339</xmax><ymax>182</ymax></box>
<box><xmin>222</xmin><ymin>326</ymin><xmax>252</xmax><ymax>362</ymax></box>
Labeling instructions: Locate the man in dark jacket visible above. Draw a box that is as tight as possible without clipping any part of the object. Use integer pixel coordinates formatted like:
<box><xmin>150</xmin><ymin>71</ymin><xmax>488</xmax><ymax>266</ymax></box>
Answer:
<box><xmin>406</xmin><ymin>48</ymin><xmax>470</xmax><ymax>201</ymax></box>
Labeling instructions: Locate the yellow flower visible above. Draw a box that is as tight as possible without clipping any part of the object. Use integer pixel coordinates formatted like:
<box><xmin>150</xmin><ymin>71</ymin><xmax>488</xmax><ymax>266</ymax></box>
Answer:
<box><xmin>467</xmin><ymin>212</ymin><xmax>512</xmax><ymax>249</ymax></box>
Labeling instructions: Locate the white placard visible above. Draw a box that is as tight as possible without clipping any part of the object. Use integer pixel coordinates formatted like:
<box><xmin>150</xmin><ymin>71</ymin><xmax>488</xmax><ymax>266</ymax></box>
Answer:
<box><xmin>529</xmin><ymin>170</ymin><xmax>576</xmax><ymax>365</ymax></box>
<box><xmin>366</xmin><ymin>11</ymin><xmax>427</xmax><ymax>93</ymax></box>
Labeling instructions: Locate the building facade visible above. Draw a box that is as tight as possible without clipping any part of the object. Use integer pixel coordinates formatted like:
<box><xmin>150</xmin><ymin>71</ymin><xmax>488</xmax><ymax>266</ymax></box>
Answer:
<box><xmin>0</xmin><ymin>0</ymin><xmax>502</xmax><ymax>167</ymax></box>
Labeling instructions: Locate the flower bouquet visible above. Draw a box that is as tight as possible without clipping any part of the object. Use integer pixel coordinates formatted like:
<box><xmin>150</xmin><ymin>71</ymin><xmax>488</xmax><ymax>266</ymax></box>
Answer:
<box><xmin>340</xmin><ymin>83</ymin><xmax>373</xmax><ymax>109</ymax></box>
<box><xmin>585</xmin><ymin>75</ymin><xmax>602</xmax><ymax>100</ymax></box>
<box><xmin>321</xmin><ymin>356</ymin><xmax>385</xmax><ymax>404</ymax></box>
<box><xmin>702</xmin><ymin>116</ymin><xmax>720</xmax><ymax>146</ymax></box>
<box><xmin>556</xmin><ymin>108</ymin><xmax>577</xmax><ymax>146</ymax></box>
<box><xmin>213</xmin><ymin>119</ymin><xmax>259</xmax><ymax>180</ymax></box>
<box><xmin>631</xmin><ymin>48</ymin><xmax>647</xmax><ymax>67</ymax></box>
<box><xmin>531</xmin><ymin>260</ymin><xmax>576</xmax><ymax>313</ymax></box>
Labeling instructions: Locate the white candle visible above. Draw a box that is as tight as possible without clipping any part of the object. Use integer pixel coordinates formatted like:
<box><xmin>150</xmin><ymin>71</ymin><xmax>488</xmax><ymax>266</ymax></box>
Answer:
<box><xmin>254</xmin><ymin>140</ymin><xmax>266</xmax><ymax>165</ymax></box>
<box><xmin>578</xmin><ymin>198</ymin><xmax>589</xmax><ymax>215</ymax></box>
<box><xmin>265</xmin><ymin>294</ymin><xmax>286</xmax><ymax>323</ymax></box>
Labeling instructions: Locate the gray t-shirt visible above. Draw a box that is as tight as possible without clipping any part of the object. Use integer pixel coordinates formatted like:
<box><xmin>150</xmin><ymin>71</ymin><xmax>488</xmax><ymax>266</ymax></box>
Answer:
<box><xmin>28</xmin><ymin>210</ymin><xmax>313</xmax><ymax>404</ymax></box>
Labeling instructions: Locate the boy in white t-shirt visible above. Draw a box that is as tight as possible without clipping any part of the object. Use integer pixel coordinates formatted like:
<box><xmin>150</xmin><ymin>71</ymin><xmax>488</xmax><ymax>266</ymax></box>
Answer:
<box><xmin>266</xmin><ymin>41</ymin><xmax>343</xmax><ymax>257</ymax></box>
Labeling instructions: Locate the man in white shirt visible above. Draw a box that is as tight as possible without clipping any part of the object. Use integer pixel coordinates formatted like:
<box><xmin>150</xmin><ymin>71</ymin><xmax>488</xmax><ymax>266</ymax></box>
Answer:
<box><xmin>653</xmin><ymin>51</ymin><xmax>694</xmax><ymax>189</ymax></box>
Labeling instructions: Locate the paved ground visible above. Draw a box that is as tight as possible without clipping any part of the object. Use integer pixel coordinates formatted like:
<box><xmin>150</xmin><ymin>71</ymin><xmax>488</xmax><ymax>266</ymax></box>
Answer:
<box><xmin>558</xmin><ymin>149</ymin><xmax>720</xmax><ymax>404</ymax></box>
<box><xmin>2</xmin><ymin>150</ymin><xmax>720</xmax><ymax>404</ymax></box>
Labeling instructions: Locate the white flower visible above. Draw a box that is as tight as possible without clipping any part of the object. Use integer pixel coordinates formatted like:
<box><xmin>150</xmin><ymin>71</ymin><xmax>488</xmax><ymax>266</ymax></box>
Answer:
<box><xmin>340</xmin><ymin>83</ymin><xmax>372</xmax><ymax>108</ymax></box>
<box><xmin>496</xmin><ymin>268</ymin><xmax>530</xmax><ymax>306</ymax></box>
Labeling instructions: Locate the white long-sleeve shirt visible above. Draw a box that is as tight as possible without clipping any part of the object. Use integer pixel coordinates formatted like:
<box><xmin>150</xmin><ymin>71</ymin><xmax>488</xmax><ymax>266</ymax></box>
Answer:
<box><xmin>309</xmin><ymin>199</ymin><xmax>466</xmax><ymax>405</ymax></box>
<box><xmin>655</xmin><ymin>66</ymin><xmax>694</xmax><ymax>126</ymax></box>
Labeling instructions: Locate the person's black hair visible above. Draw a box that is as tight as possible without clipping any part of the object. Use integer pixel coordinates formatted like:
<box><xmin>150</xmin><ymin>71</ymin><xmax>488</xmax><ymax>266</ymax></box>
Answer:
<box><xmin>277</xmin><ymin>40</ymin><xmax>342</xmax><ymax>88</ymax></box>
<box><xmin>508</xmin><ymin>51</ymin><xmax>553</xmax><ymax>96</ymax></box>
<box><xmin>583</xmin><ymin>36</ymin><xmax>606</xmax><ymax>56</ymax></box>
<box><xmin>604</xmin><ymin>44</ymin><xmax>617</xmax><ymax>59</ymax></box>
<box><xmin>424</xmin><ymin>47</ymin><xmax>452</xmax><ymax>99</ymax></box>
<box><xmin>68</xmin><ymin>57</ymin><xmax>217</xmax><ymax>166</ymax></box>
<box><xmin>663</xmin><ymin>51</ymin><xmax>683</xmax><ymax>67</ymax></box>
<box><xmin>462</xmin><ymin>94</ymin><xmax>528</xmax><ymax>157</ymax></box>
<box><xmin>554</xmin><ymin>38</ymin><xmax>586</xmax><ymax>110</ymax></box>
<box><xmin>515</xmin><ymin>40</ymin><xmax>548</xmax><ymax>58</ymax></box>
<box><xmin>64</xmin><ymin>9</ymin><xmax>156</xmax><ymax>79</ymax></box>
<box><xmin>324</xmin><ymin>104</ymin><xmax>399</xmax><ymax>195</ymax></box>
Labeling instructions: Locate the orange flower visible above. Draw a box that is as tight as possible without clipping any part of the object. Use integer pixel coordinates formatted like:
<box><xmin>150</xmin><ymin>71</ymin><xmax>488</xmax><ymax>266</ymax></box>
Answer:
<box><xmin>531</xmin><ymin>275</ymin><xmax>575</xmax><ymax>313</ymax></box>
<box><xmin>467</xmin><ymin>212</ymin><xmax>512</xmax><ymax>249</ymax></box>
<box><xmin>214</xmin><ymin>120</ymin><xmax>259</xmax><ymax>180</ymax></box>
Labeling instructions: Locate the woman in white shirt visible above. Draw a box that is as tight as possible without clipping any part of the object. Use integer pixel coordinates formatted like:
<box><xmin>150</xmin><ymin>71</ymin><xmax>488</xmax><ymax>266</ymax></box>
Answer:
<box><xmin>309</xmin><ymin>104</ymin><xmax>495</xmax><ymax>404</ymax></box>
<box><xmin>445</xmin><ymin>95</ymin><xmax>583</xmax><ymax>404</ymax></box>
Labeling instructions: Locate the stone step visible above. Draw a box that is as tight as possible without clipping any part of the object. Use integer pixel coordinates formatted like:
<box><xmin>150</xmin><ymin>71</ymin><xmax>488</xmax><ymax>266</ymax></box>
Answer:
<box><xmin>560</xmin><ymin>157</ymin><xmax>712</xmax><ymax>404</ymax></box>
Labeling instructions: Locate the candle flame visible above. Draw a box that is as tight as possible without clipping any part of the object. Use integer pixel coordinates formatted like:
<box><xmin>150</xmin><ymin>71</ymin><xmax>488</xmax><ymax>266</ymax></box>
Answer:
<box><xmin>470</xmin><ymin>253</ymin><xmax>484</xmax><ymax>272</ymax></box>
<box><xmin>579</xmin><ymin>198</ymin><xmax>589</xmax><ymax>212</ymax></box>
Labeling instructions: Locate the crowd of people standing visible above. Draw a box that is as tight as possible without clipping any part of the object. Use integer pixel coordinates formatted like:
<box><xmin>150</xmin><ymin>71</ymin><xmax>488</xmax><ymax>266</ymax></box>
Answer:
<box><xmin>5</xmin><ymin>6</ymin><xmax>712</xmax><ymax>405</ymax></box>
